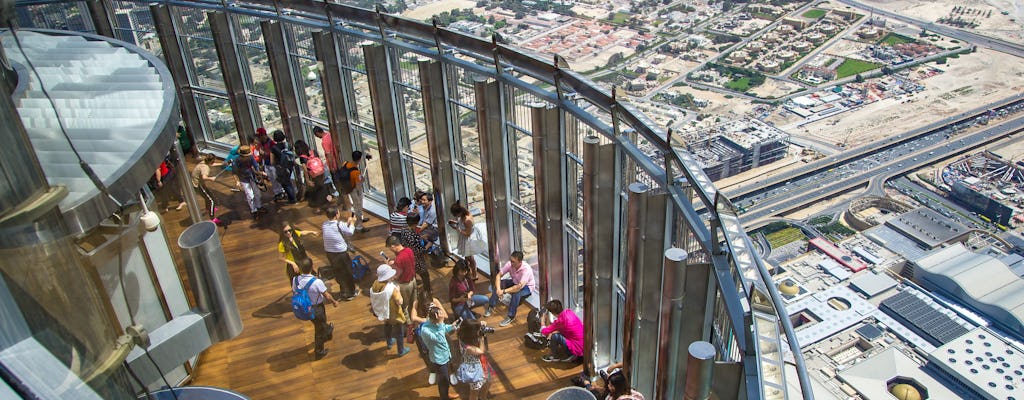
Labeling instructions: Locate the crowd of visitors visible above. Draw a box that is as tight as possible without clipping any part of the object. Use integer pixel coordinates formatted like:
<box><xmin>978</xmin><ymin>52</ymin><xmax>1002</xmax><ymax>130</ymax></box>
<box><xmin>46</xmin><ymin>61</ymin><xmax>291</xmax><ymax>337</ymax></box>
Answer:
<box><xmin>152</xmin><ymin>125</ymin><xmax>647</xmax><ymax>399</ymax></box>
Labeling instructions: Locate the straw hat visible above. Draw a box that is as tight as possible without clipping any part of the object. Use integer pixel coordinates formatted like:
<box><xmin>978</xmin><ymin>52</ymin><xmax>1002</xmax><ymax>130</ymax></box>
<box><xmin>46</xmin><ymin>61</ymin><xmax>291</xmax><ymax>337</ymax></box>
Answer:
<box><xmin>376</xmin><ymin>264</ymin><xmax>396</xmax><ymax>282</ymax></box>
<box><xmin>238</xmin><ymin>145</ymin><xmax>252</xmax><ymax>156</ymax></box>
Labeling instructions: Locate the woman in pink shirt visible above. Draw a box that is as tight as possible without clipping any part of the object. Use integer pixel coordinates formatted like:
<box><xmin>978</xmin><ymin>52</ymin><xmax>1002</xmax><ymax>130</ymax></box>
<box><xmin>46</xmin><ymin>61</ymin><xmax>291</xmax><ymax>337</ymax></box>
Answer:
<box><xmin>540</xmin><ymin>299</ymin><xmax>584</xmax><ymax>363</ymax></box>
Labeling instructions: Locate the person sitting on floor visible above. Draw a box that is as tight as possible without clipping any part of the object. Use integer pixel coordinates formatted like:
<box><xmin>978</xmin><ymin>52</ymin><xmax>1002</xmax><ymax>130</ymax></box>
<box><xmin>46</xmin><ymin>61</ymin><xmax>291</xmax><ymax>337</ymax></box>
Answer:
<box><xmin>539</xmin><ymin>299</ymin><xmax>583</xmax><ymax>363</ymax></box>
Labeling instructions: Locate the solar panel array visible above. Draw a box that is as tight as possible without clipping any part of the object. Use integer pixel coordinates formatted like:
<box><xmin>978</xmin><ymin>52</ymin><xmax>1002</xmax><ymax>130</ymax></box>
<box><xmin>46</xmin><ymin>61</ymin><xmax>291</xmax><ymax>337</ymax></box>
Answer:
<box><xmin>880</xmin><ymin>290</ymin><xmax>970</xmax><ymax>346</ymax></box>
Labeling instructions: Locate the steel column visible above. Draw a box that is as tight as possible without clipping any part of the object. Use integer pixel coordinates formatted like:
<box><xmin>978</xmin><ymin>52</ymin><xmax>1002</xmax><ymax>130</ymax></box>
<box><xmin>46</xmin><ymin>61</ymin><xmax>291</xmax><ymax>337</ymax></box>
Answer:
<box><xmin>362</xmin><ymin>44</ymin><xmax>406</xmax><ymax>207</ymax></box>
<box><xmin>582</xmin><ymin>135</ymin><xmax>620</xmax><ymax>374</ymax></box>
<box><xmin>85</xmin><ymin>0</ymin><xmax>115</xmax><ymax>38</ymax></box>
<box><xmin>657</xmin><ymin>247</ymin><xmax>688</xmax><ymax>399</ymax></box>
<box><xmin>312</xmin><ymin>31</ymin><xmax>354</xmax><ymax>161</ymax></box>
<box><xmin>622</xmin><ymin>182</ymin><xmax>670</xmax><ymax>397</ymax></box>
<box><xmin>531</xmin><ymin>105</ymin><xmax>566</xmax><ymax>303</ymax></box>
<box><xmin>418</xmin><ymin>59</ymin><xmax>456</xmax><ymax>252</ymax></box>
<box><xmin>684</xmin><ymin>341</ymin><xmax>717</xmax><ymax>400</ymax></box>
<box><xmin>209</xmin><ymin>11</ymin><xmax>256</xmax><ymax>142</ymax></box>
<box><xmin>260</xmin><ymin>20</ymin><xmax>302</xmax><ymax>140</ymax></box>
<box><xmin>474</xmin><ymin>79</ymin><xmax>512</xmax><ymax>275</ymax></box>
<box><xmin>150</xmin><ymin>4</ymin><xmax>203</xmax><ymax>150</ymax></box>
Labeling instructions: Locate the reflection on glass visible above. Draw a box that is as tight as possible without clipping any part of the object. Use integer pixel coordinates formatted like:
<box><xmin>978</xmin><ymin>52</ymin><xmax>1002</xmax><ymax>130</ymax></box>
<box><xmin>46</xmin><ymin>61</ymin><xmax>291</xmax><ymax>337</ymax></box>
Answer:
<box><xmin>17</xmin><ymin>3</ymin><xmax>93</xmax><ymax>33</ymax></box>
<box><xmin>109</xmin><ymin>1</ymin><xmax>163</xmax><ymax>58</ymax></box>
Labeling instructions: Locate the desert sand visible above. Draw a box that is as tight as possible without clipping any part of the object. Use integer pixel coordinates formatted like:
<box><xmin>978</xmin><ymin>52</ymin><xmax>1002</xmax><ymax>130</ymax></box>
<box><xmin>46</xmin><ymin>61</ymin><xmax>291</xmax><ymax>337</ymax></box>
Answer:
<box><xmin>857</xmin><ymin>0</ymin><xmax>1024</xmax><ymax>44</ymax></box>
<box><xmin>402</xmin><ymin>0</ymin><xmax>478</xmax><ymax>20</ymax></box>
<box><xmin>776</xmin><ymin>48</ymin><xmax>1024</xmax><ymax>148</ymax></box>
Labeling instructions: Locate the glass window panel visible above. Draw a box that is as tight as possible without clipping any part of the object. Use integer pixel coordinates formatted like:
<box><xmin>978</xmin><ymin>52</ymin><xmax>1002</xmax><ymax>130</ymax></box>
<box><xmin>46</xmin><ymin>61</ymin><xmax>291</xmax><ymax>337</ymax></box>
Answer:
<box><xmin>349</xmin><ymin>72</ymin><xmax>374</xmax><ymax>128</ymax></box>
<box><xmin>407</xmin><ymin>160</ymin><xmax>432</xmax><ymax>196</ymax></box>
<box><xmin>454</xmin><ymin>105</ymin><xmax>480</xmax><ymax>170</ymax></box>
<box><xmin>242</xmin><ymin>45</ymin><xmax>275</xmax><ymax>98</ymax></box>
<box><xmin>339</xmin><ymin>35</ymin><xmax>367</xmax><ymax>71</ymax></box>
<box><xmin>174</xmin><ymin>7</ymin><xmax>224</xmax><ymax>91</ymax></box>
<box><xmin>16</xmin><ymin>3</ymin><xmax>94</xmax><ymax>33</ymax></box>
<box><xmin>514</xmin><ymin>212</ymin><xmax>539</xmax><ymax>262</ymax></box>
<box><xmin>110</xmin><ymin>1</ymin><xmax>162</xmax><ymax>58</ymax></box>
<box><xmin>512</xmin><ymin>128</ymin><xmax>534</xmax><ymax>205</ymax></box>
<box><xmin>396</xmin><ymin>85</ymin><xmax>428</xmax><ymax>159</ymax></box>
<box><xmin>568</xmin><ymin>237</ymin><xmax>584</xmax><ymax>309</ymax></box>
<box><xmin>99</xmin><ymin>245</ymin><xmax>168</xmax><ymax>331</ymax></box>
<box><xmin>199</xmin><ymin>95</ymin><xmax>237</xmax><ymax>145</ymax></box>
<box><xmin>255</xmin><ymin>100</ymin><xmax>283</xmax><ymax>135</ymax></box>
<box><xmin>286</xmin><ymin>24</ymin><xmax>320</xmax><ymax>119</ymax></box>
<box><xmin>393</xmin><ymin>49</ymin><xmax>421</xmax><ymax>87</ymax></box>
<box><xmin>448</xmin><ymin>65</ymin><xmax>479</xmax><ymax>108</ymax></box>
<box><xmin>355</xmin><ymin>126</ymin><xmax>383</xmax><ymax>195</ymax></box>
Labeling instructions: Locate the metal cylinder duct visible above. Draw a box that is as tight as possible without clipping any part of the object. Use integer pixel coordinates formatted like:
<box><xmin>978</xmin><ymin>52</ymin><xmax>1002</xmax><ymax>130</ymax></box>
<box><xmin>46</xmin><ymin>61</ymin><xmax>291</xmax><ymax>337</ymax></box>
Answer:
<box><xmin>177</xmin><ymin>221</ymin><xmax>242</xmax><ymax>342</ymax></box>
<box><xmin>684</xmin><ymin>341</ymin><xmax>716</xmax><ymax>400</ymax></box>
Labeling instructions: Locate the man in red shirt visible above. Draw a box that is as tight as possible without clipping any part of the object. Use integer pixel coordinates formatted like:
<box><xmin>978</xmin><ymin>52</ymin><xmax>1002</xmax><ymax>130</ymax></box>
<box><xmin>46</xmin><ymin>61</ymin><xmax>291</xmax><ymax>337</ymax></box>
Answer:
<box><xmin>386</xmin><ymin>235</ymin><xmax>416</xmax><ymax>319</ymax></box>
<box><xmin>313</xmin><ymin>126</ymin><xmax>339</xmax><ymax>173</ymax></box>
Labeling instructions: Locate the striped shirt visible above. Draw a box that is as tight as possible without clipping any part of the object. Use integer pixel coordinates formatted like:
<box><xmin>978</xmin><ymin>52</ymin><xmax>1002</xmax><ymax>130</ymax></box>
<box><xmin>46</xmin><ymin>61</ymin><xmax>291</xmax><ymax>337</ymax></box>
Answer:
<box><xmin>321</xmin><ymin>219</ymin><xmax>354</xmax><ymax>253</ymax></box>
<box><xmin>389</xmin><ymin>211</ymin><xmax>408</xmax><ymax>234</ymax></box>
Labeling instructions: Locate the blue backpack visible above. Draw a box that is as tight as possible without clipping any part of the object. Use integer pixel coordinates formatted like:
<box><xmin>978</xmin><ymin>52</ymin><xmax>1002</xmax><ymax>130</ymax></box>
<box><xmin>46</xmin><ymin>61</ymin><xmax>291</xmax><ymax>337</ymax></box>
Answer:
<box><xmin>291</xmin><ymin>276</ymin><xmax>317</xmax><ymax>321</ymax></box>
<box><xmin>352</xmin><ymin>255</ymin><xmax>370</xmax><ymax>281</ymax></box>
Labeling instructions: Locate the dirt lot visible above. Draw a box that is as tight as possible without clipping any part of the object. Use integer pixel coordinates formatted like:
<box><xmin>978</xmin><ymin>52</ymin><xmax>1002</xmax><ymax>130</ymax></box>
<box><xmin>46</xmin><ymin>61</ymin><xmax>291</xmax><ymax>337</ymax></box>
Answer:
<box><xmin>857</xmin><ymin>0</ymin><xmax>1024</xmax><ymax>44</ymax></box>
<box><xmin>769</xmin><ymin>48</ymin><xmax>1024</xmax><ymax>148</ymax></box>
<box><xmin>402</xmin><ymin>0</ymin><xmax>478</xmax><ymax>20</ymax></box>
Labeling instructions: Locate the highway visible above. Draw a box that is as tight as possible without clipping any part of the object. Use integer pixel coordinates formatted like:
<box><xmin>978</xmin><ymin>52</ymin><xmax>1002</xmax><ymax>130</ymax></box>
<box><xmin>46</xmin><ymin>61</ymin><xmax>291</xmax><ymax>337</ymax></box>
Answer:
<box><xmin>726</xmin><ymin>93</ymin><xmax>1024</xmax><ymax>200</ymax></box>
<box><xmin>734</xmin><ymin>104</ymin><xmax>1024</xmax><ymax>229</ymax></box>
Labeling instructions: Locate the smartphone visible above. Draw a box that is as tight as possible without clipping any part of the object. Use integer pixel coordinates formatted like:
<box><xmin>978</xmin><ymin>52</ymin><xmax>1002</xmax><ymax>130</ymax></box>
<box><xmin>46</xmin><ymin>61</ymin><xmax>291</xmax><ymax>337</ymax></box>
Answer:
<box><xmin>380</xmin><ymin>250</ymin><xmax>389</xmax><ymax>261</ymax></box>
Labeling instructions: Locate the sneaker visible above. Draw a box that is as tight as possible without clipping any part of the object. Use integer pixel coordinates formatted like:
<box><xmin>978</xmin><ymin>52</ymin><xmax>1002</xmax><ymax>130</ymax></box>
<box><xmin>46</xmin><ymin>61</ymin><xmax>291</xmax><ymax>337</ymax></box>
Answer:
<box><xmin>357</xmin><ymin>227</ymin><xmax>370</xmax><ymax>233</ymax></box>
<box><xmin>211</xmin><ymin>217</ymin><xmax>221</xmax><ymax>225</ymax></box>
<box><xmin>386</xmin><ymin>338</ymin><xmax>394</xmax><ymax>349</ymax></box>
<box><xmin>542</xmin><ymin>355</ymin><xmax>560</xmax><ymax>363</ymax></box>
<box><xmin>396</xmin><ymin>347</ymin><xmax>411</xmax><ymax>357</ymax></box>
<box><xmin>428</xmin><ymin>372</ymin><xmax>437</xmax><ymax>385</ymax></box>
<box><xmin>483</xmin><ymin>307</ymin><xmax>493</xmax><ymax>317</ymax></box>
<box><xmin>314</xmin><ymin>349</ymin><xmax>328</xmax><ymax>360</ymax></box>
<box><xmin>326</xmin><ymin>323</ymin><xmax>334</xmax><ymax>341</ymax></box>
<box><xmin>352</xmin><ymin>288</ymin><xmax>362</xmax><ymax>297</ymax></box>
<box><xmin>499</xmin><ymin>316</ymin><xmax>514</xmax><ymax>327</ymax></box>
<box><xmin>449</xmin><ymin>373</ymin><xmax>457</xmax><ymax>386</ymax></box>
<box><xmin>362</xmin><ymin>217</ymin><xmax>370</xmax><ymax>222</ymax></box>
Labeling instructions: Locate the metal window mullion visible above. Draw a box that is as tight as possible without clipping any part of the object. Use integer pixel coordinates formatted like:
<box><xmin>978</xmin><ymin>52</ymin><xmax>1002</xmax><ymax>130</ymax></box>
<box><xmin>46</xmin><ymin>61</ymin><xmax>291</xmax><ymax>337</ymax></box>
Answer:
<box><xmin>260</xmin><ymin>20</ymin><xmax>303</xmax><ymax>140</ymax></box>
<box><xmin>363</xmin><ymin>43</ymin><xmax>406</xmax><ymax>207</ymax></box>
<box><xmin>312</xmin><ymin>30</ymin><xmax>355</xmax><ymax>160</ymax></box>
<box><xmin>208</xmin><ymin>11</ymin><xmax>256</xmax><ymax>144</ymax></box>
<box><xmin>418</xmin><ymin>59</ymin><xmax>457</xmax><ymax>252</ymax></box>
<box><xmin>531</xmin><ymin>104</ymin><xmax>567</xmax><ymax>304</ymax></box>
<box><xmin>85</xmin><ymin>0</ymin><xmax>115</xmax><ymax>38</ymax></box>
<box><xmin>475</xmin><ymin>79</ymin><xmax>513</xmax><ymax>276</ymax></box>
<box><xmin>150</xmin><ymin>4</ymin><xmax>204</xmax><ymax>148</ymax></box>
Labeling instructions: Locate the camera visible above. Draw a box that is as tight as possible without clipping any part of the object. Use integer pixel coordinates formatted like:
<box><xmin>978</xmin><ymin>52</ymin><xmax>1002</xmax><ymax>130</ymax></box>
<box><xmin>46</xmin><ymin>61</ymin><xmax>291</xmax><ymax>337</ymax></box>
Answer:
<box><xmin>365</xmin><ymin>153</ymin><xmax>373</xmax><ymax>160</ymax></box>
<box><xmin>479</xmin><ymin>326</ymin><xmax>495</xmax><ymax>336</ymax></box>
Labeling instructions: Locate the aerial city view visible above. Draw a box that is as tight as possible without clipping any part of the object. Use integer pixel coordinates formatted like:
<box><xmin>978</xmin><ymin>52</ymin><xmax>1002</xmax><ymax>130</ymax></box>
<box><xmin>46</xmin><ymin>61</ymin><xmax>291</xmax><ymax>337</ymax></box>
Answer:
<box><xmin>393</xmin><ymin>0</ymin><xmax>1024</xmax><ymax>398</ymax></box>
<box><xmin>12</xmin><ymin>0</ymin><xmax>1024</xmax><ymax>398</ymax></box>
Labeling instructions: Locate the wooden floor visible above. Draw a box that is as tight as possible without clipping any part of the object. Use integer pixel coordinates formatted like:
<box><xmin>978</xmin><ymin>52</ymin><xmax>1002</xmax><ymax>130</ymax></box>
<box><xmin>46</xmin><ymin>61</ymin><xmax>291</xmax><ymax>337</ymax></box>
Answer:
<box><xmin>160</xmin><ymin>172</ymin><xmax>578</xmax><ymax>400</ymax></box>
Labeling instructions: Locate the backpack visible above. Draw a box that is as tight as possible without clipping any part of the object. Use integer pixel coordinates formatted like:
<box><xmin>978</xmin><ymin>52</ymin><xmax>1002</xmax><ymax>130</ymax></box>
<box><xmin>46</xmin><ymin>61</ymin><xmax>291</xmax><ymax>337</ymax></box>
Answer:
<box><xmin>527</xmin><ymin>309</ymin><xmax>543</xmax><ymax>333</ymax></box>
<box><xmin>276</xmin><ymin>143</ymin><xmax>296</xmax><ymax>172</ymax></box>
<box><xmin>336</xmin><ymin>162</ymin><xmax>359</xmax><ymax>194</ymax></box>
<box><xmin>291</xmin><ymin>276</ymin><xmax>317</xmax><ymax>321</ymax></box>
<box><xmin>352</xmin><ymin>255</ymin><xmax>370</xmax><ymax>281</ymax></box>
<box><xmin>302</xmin><ymin>153</ymin><xmax>325</xmax><ymax>178</ymax></box>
